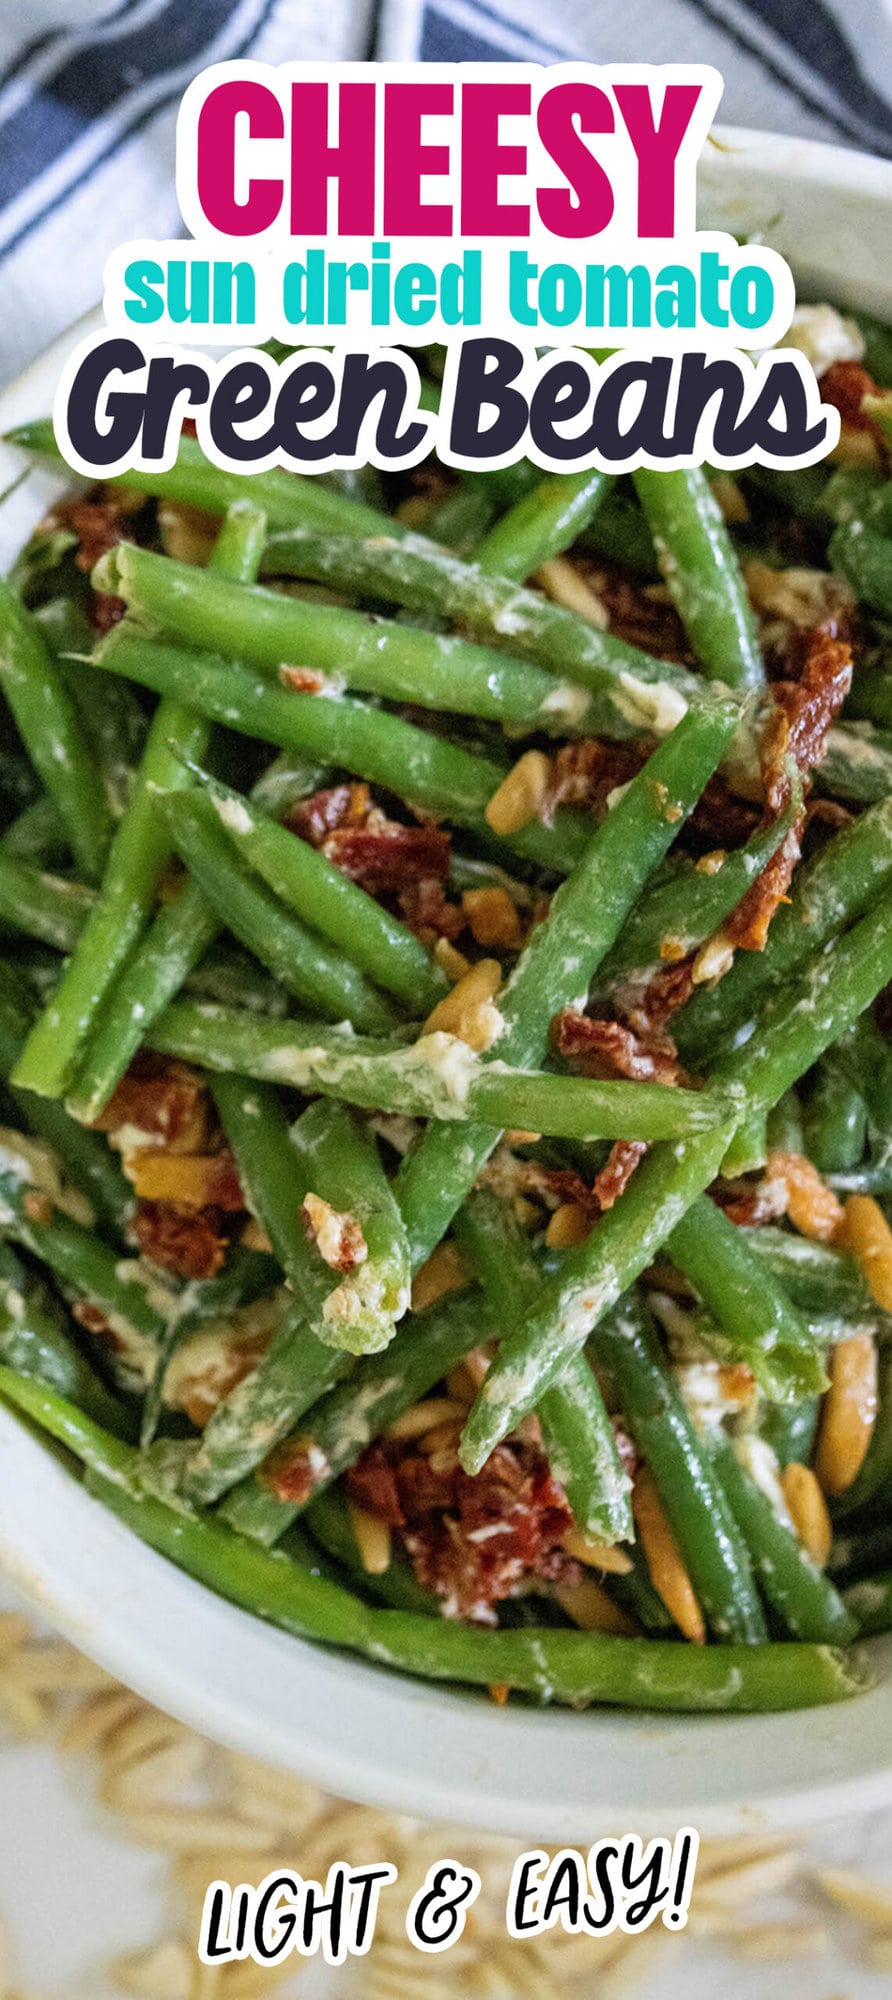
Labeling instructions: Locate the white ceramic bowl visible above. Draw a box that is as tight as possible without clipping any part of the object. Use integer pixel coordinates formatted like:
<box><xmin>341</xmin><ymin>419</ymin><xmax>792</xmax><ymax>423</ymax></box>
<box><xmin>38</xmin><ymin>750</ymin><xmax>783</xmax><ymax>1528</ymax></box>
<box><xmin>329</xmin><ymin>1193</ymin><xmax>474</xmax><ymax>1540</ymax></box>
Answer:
<box><xmin>2</xmin><ymin>127</ymin><xmax>892</xmax><ymax>1840</ymax></box>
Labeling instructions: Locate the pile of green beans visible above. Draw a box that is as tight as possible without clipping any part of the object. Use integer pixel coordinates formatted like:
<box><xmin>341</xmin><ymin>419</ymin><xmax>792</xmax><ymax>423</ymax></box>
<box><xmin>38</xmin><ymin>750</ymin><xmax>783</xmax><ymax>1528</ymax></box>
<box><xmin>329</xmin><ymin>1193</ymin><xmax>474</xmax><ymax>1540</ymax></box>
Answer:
<box><xmin>5</xmin><ymin>343</ymin><xmax>892</xmax><ymax>1721</ymax></box>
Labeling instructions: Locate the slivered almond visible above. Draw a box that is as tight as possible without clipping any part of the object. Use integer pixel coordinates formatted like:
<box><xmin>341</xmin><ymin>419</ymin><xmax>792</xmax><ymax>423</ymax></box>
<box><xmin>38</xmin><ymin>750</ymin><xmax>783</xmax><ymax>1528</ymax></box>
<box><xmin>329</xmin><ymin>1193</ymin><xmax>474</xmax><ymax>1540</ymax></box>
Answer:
<box><xmin>814</xmin><ymin>1333</ymin><xmax>878</xmax><ymax>1495</ymax></box>
<box><xmin>484</xmin><ymin>750</ymin><xmax>552</xmax><ymax>836</ymax></box>
<box><xmin>534</xmin><ymin>557</ymin><xmax>609</xmax><ymax>627</ymax></box>
<box><xmin>424</xmin><ymin>958</ymin><xmax>503</xmax><ymax>1051</ymax></box>
<box><xmin>385</xmin><ymin>1398</ymin><xmax>467</xmax><ymax>1442</ymax></box>
<box><xmin>552</xmin><ymin>1576</ymin><xmax>635</xmax><ymax>1635</ymax></box>
<box><xmin>348</xmin><ymin>1502</ymin><xmax>392</xmax><ymax>1576</ymax></box>
<box><xmin>632</xmin><ymin>1465</ymin><xmax>705</xmax><ymax>1644</ymax></box>
<box><xmin>765</xmin><ymin>1149</ymin><xmax>844</xmax><ymax>1242</ymax></box>
<box><xmin>462</xmin><ymin>886</ymin><xmax>524</xmax><ymax>951</ymax></box>
<box><xmin>545</xmin><ymin>1203</ymin><xmax>591</xmax><ymax>1248</ymax></box>
<box><xmin>837</xmin><ymin>1193</ymin><xmax>892</xmax><ymax>1310</ymax></box>
<box><xmin>560</xmin><ymin>1526</ymin><xmax>633</xmax><ymax>1575</ymax></box>
<box><xmin>411</xmin><ymin>1239</ymin><xmax>470</xmax><ymax>1312</ymax></box>
<box><xmin>782</xmin><ymin>1462</ymin><xmax>833</xmax><ymax>1567</ymax></box>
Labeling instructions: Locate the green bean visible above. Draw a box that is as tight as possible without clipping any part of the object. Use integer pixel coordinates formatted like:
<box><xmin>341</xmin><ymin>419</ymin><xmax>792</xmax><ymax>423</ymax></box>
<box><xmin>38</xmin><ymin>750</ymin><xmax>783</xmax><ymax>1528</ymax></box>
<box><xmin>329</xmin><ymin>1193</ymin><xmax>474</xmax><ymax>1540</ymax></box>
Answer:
<box><xmin>423</xmin><ymin>483</ymin><xmax>497</xmax><ymax>552</ymax></box>
<box><xmin>454</xmin><ymin>1190</ymin><xmax>632</xmax><ymax>1544</ymax></box>
<box><xmin>845</xmin><ymin>667</ymin><xmax>892</xmax><ymax>731</ymax></box>
<box><xmin>58</xmin><ymin>652</ymin><xmax>148</xmax><ymax>819</ymax></box>
<box><xmin>6</xmin><ymin>420</ymin><xmax>396</xmax><ymax>539</ymax></box>
<box><xmin>595</xmin><ymin>1296</ymin><xmax>767</xmax><ymax>1642</ymax></box>
<box><xmin>803</xmin><ymin>1057</ymin><xmax>867</xmax><ymax>1174</ymax></box>
<box><xmin>716</xmin><ymin>888</ymin><xmax>892</xmax><ymax>1118</ymax></box>
<box><xmin>149</xmin><ymin>998</ymin><xmax>735</xmax><ymax>1144</ymax></box>
<box><xmin>179</xmin><ymin>1089</ymin><xmax>361</xmax><ymax>1504</ymax></box>
<box><xmin>394</xmin><ymin>699</ymin><xmax>739</xmax><ymax>1267</ymax></box>
<box><xmin>819</xmin><ymin>463</ymin><xmax>887</xmax><ymax>527</ymax></box>
<box><xmin>632</xmin><ymin>467</ymin><xmax>763</xmax><ymax>689</ymax></box>
<box><xmin>850</xmin><ymin>310</ymin><xmax>892</xmax><ymax>385</ymax></box>
<box><xmin>156</xmin><ymin>789</ymin><xmax>399</xmax><ymax>1035</ymax></box>
<box><xmin>834</xmin><ymin>1015</ymin><xmax>892</xmax><ymax>1167</ymax></box>
<box><xmin>304</xmin><ymin>1485</ymin><xmax>437</xmax><ymax>1613</ymax></box>
<box><xmin>463</xmin><ymin>888</ymin><xmax>892</xmax><ymax>1466</ymax></box>
<box><xmin>229</xmin><ymin>1078</ymin><xmax>408</xmax><ymax>1342</ymax></box>
<box><xmin>460</xmin><ymin>1117</ymin><xmax>734</xmax><ymax>1474</ymax></box>
<box><xmin>0</xmin><ymin>1136</ymin><xmax>166</xmax><ymax>1390</ymax></box>
<box><xmin>674</xmin><ymin>798</ymin><xmax>892</xmax><ymax>1063</ymax></box>
<box><xmin>0</xmin><ymin>971</ymin><xmax>132</xmax><ymax>1240</ymax></box>
<box><xmin>90</xmin><ymin>626</ymin><xmax>590</xmax><ymax>876</ymax></box>
<box><xmin>0</xmin><ymin>1243</ymin><xmax>131</xmax><ymax>1434</ymax></box>
<box><xmin>473</xmin><ymin>470</ymin><xmax>613</xmax><ymax>581</ymax></box>
<box><xmin>221</xmin><ymin>1288</ymin><xmax>486</xmax><ymax>1545</ymax></box>
<box><xmin>668</xmin><ymin>1198</ymin><xmax>827</xmax><ymax>1402</ymax></box>
<box><xmin>289</xmin><ymin>1114</ymin><xmax>410</xmax><ymax>1355</ymax></box>
<box><xmin>0</xmin><ymin>578</ymin><xmax>112</xmax><ymax>880</ymax></box>
<box><xmin>260</xmin><ymin>528</ymin><xmax>703</xmax><ymax>733</ymax></box>
<box><xmin>843</xmin><ymin>1570</ymin><xmax>892</xmax><ymax>1637</ymax></box>
<box><xmin>594</xmin><ymin>785</ymin><xmax>801</xmax><ymax>994</ymax></box>
<box><xmin>819</xmin><ymin>723</ymin><xmax>892</xmax><ymax>804</ymax></box>
<box><xmin>95</xmin><ymin>541</ymin><xmax>623</xmax><ymax>741</ymax></box>
<box><xmin>0</xmin><ymin>847</ymin><xmax>94</xmax><ymax>954</ymax></box>
<box><xmin>827</xmin><ymin>1165</ymin><xmax>892</xmax><ymax>1195</ymax></box>
<box><xmin>1</xmin><ymin>793</ymin><xmax>68</xmax><ymax>866</ymax></box>
<box><xmin>68</xmin><ymin>878</ymin><xmax>219</xmax><ymax>1124</ymax></box>
<box><xmin>767</xmin><ymin>1089</ymin><xmax>804</xmax><ymax>1156</ymax></box>
<box><xmin>743</xmin><ymin>1227</ymin><xmax>877</xmax><ymax>1319</ymax></box>
<box><xmin>579</xmin><ymin>486</ymin><xmax>658</xmax><ymax>575</ymax></box>
<box><xmin>711</xmin><ymin>1434</ymin><xmax>857</xmax><ymax>1645</ymax></box>
<box><xmin>248</xmin><ymin>752</ymin><xmax>331</xmax><ymax>818</ymax></box>
<box><xmin>70</xmin><ymin>757</ymin><xmax>331</xmax><ymax>1124</ymax></box>
<box><xmin>9</xmin><ymin>691</ymin><xmax>208</xmax><ymax>1100</ymax></box>
<box><xmin>759</xmin><ymin>1396</ymin><xmax>820</xmax><ymax>1470</ymax></box>
<box><xmin>720</xmin><ymin>1105</ymin><xmax>766</xmax><ymax>1178</ymax></box>
<box><xmin>830</xmin><ymin>517</ymin><xmax>892</xmax><ymax>619</ymax></box>
<box><xmin>180</xmin><ymin>769</ymin><xmax>448</xmax><ymax>1015</ymax></box>
<box><xmin>14</xmin><ymin>492</ymin><xmax>342</xmax><ymax>1105</ymax></box>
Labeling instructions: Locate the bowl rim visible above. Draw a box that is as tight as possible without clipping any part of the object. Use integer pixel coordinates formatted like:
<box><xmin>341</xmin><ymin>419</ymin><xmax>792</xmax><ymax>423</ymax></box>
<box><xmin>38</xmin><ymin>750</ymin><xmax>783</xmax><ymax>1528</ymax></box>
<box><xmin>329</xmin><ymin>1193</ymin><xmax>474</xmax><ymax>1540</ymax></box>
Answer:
<box><xmin>3</xmin><ymin>119</ymin><xmax>892</xmax><ymax>1837</ymax></box>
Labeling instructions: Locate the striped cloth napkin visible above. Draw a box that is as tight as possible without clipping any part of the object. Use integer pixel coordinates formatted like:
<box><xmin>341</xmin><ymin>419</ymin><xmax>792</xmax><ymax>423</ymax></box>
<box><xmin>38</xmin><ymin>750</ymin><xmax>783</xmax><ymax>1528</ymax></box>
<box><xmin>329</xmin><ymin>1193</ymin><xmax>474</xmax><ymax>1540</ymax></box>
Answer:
<box><xmin>0</xmin><ymin>0</ymin><xmax>888</xmax><ymax>383</ymax></box>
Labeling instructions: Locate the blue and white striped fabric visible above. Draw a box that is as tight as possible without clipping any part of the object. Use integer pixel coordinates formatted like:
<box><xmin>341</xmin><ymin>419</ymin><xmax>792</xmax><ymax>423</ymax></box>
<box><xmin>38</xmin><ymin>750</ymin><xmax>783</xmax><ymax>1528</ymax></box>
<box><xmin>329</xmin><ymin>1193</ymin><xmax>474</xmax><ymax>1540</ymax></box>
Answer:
<box><xmin>0</xmin><ymin>0</ymin><xmax>888</xmax><ymax>386</ymax></box>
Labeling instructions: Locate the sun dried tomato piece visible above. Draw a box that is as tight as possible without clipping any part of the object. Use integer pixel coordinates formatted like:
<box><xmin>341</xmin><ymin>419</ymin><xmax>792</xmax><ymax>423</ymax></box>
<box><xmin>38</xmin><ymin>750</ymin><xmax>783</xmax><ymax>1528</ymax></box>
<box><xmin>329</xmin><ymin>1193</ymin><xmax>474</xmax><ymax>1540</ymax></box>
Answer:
<box><xmin>545</xmin><ymin>737</ymin><xmax>648</xmax><ymax>819</ymax></box>
<box><xmin>538</xmin><ymin>1166</ymin><xmax>600</xmax><ymax>1216</ymax></box>
<box><xmin>132</xmin><ymin>1201</ymin><xmax>229</xmax><ymax>1281</ymax></box>
<box><xmin>323</xmin><ymin>822</ymin><xmax>451</xmax><ymax>891</ymax></box>
<box><xmin>584</xmin><ymin>565</ymin><xmax>695</xmax><ymax>663</ymax></box>
<box><xmin>346</xmin><ymin>1436</ymin><xmax>574</xmax><ymax>1622</ymax></box>
<box><xmin>720</xmin><ymin>626</ymin><xmax>852</xmax><ymax>957</ymax></box>
<box><xmin>262</xmin><ymin>1448</ymin><xmax>321</xmax><ymax>1509</ymax></box>
<box><xmin>710</xmin><ymin>1176</ymin><xmax>789</xmax><ymax>1227</ymax></box>
<box><xmin>92</xmin><ymin>1053</ymin><xmax>208</xmax><ymax>1150</ymax></box>
<box><xmin>553</xmin><ymin>1009</ymin><xmax>682</xmax><ymax>1084</ymax></box>
<box><xmin>820</xmin><ymin>359</ymin><xmax>880</xmax><ymax>432</ymax></box>
<box><xmin>286</xmin><ymin>782</ymin><xmax>371</xmax><ymax>847</ymax></box>
<box><xmin>685</xmin><ymin>776</ymin><xmax>761</xmax><ymax>852</ymax></box>
<box><xmin>723</xmin><ymin>825</ymin><xmax>802</xmax><ymax>954</ymax></box>
<box><xmin>279</xmin><ymin>665</ymin><xmax>325</xmax><ymax>694</ymax></box>
<box><xmin>764</xmin><ymin>628</ymin><xmax>852</xmax><ymax>807</ymax></box>
<box><xmin>397</xmin><ymin>874</ymin><xmax>465</xmax><ymax>941</ymax></box>
<box><xmin>593</xmin><ymin>1140</ymin><xmax>648</xmax><ymax>1210</ymax></box>
<box><xmin>342</xmin><ymin>1442</ymin><xmax>405</xmax><ymax>1524</ymax></box>
<box><xmin>631</xmin><ymin>959</ymin><xmax>697</xmax><ymax>1033</ymax></box>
